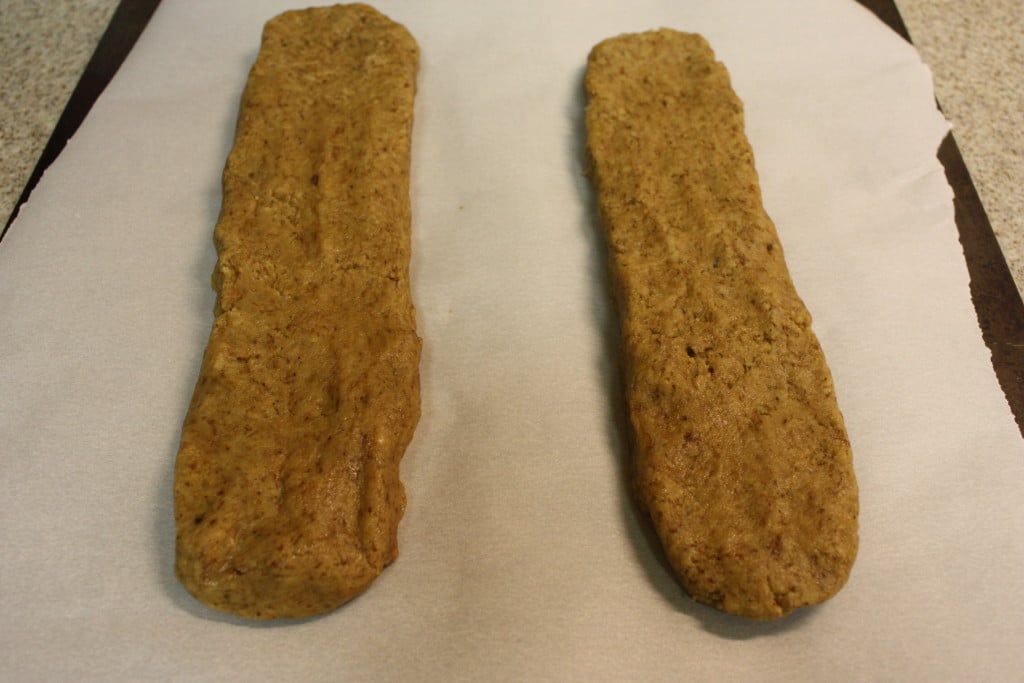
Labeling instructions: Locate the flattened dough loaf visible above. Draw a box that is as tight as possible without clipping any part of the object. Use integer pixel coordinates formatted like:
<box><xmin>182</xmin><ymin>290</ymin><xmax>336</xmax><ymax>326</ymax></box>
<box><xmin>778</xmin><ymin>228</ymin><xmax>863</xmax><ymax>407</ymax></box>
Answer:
<box><xmin>585</xmin><ymin>30</ymin><xmax>858</xmax><ymax>619</ymax></box>
<box><xmin>174</xmin><ymin>4</ymin><xmax>420</xmax><ymax>620</ymax></box>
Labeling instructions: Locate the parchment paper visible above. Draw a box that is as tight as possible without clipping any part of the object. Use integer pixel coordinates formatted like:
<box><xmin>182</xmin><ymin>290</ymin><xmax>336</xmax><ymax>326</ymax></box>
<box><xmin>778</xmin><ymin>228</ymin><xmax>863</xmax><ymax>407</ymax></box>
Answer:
<box><xmin>2</xmin><ymin>0</ymin><xmax>1023</xmax><ymax>680</ymax></box>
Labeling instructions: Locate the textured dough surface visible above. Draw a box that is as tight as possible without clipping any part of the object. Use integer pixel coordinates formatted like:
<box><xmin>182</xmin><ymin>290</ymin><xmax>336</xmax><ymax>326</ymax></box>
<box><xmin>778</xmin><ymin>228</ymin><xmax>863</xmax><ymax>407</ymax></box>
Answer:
<box><xmin>174</xmin><ymin>4</ymin><xmax>420</xmax><ymax>620</ymax></box>
<box><xmin>585</xmin><ymin>30</ymin><xmax>858</xmax><ymax>620</ymax></box>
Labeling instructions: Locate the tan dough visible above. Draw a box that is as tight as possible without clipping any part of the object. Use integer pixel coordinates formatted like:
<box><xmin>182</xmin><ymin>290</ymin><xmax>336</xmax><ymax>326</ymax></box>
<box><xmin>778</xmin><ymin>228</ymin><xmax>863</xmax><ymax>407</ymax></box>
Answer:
<box><xmin>174</xmin><ymin>4</ymin><xmax>421</xmax><ymax>620</ymax></box>
<box><xmin>585</xmin><ymin>29</ymin><xmax>858</xmax><ymax>619</ymax></box>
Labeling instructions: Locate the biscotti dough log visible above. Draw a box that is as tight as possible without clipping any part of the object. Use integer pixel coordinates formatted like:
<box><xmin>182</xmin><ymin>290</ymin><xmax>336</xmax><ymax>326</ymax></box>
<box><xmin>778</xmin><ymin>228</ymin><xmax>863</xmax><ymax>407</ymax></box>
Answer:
<box><xmin>174</xmin><ymin>4</ymin><xmax>420</xmax><ymax>620</ymax></box>
<box><xmin>585</xmin><ymin>30</ymin><xmax>858</xmax><ymax>620</ymax></box>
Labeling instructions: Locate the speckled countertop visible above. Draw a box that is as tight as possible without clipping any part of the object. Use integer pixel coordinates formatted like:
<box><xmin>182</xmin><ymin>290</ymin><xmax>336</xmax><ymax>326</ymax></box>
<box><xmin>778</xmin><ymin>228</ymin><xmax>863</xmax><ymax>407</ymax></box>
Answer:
<box><xmin>1</xmin><ymin>0</ymin><xmax>119</xmax><ymax>222</ymax></box>
<box><xmin>2</xmin><ymin>0</ymin><xmax>1022</xmax><ymax>295</ymax></box>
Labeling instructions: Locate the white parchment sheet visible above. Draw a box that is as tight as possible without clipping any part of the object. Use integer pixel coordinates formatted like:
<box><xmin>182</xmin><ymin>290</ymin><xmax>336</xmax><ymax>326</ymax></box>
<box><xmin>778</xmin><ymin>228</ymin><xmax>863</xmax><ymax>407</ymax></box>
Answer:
<box><xmin>2</xmin><ymin>0</ymin><xmax>1022</xmax><ymax>680</ymax></box>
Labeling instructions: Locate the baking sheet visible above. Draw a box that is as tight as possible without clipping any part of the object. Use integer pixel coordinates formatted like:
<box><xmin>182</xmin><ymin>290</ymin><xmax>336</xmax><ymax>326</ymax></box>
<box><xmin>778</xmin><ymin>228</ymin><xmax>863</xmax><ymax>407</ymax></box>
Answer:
<box><xmin>2</xmin><ymin>0</ymin><xmax>1023</xmax><ymax>680</ymax></box>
